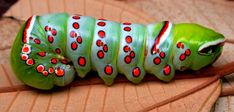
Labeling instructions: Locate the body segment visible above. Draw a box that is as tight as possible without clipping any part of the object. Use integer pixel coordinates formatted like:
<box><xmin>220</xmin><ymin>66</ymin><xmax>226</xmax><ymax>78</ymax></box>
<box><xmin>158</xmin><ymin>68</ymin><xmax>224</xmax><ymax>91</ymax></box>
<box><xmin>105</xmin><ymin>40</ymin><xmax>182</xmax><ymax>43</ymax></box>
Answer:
<box><xmin>11</xmin><ymin>13</ymin><xmax>225</xmax><ymax>90</ymax></box>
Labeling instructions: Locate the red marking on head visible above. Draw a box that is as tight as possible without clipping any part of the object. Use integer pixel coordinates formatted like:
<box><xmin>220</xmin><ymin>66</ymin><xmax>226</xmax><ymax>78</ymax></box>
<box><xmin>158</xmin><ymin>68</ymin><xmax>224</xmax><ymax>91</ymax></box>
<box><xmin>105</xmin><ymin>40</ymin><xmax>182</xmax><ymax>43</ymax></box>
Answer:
<box><xmin>73</xmin><ymin>22</ymin><xmax>79</xmax><ymax>29</ymax></box>
<box><xmin>36</xmin><ymin>65</ymin><xmax>44</xmax><ymax>73</ymax></box>
<box><xmin>96</xmin><ymin>40</ymin><xmax>103</xmax><ymax>47</ymax></box>
<box><xmin>97</xmin><ymin>50</ymin><xmax>104</xmax><ymax>59</ymax></box>
<box><xmin>48</xmin><ymin>67</ymin><xmax>54</xmax><ymax>74</ymax></box>
<box><xmin>179</xmin><ymin>54</ymin><xmax>186</xmax><ymax>61</ymax></box>
<box><xmin>103</xmin><ymin>44</ymin><xmax>108</xmax><ymax>52</ymax></box>
<box><xmin>70</xmin><ymin>31</ymin><xmax>77</xmax><ymax>38</ymax></box>
<box><xmin>98</xmin><ymin>30</ymin><xmax>105</xmax><ymax>38</ymax></box>
<box><xmin>42</xmin><ymin>71</ymin><xmax>49</xmax><ymax>76</ymax></box>
<box><xmin>51</xmin><ymin>29</ymin><xmax>57</xmax><ymax>36</ymax></box>
<box><xmin>48</xmin><ymin>35</ymin><xmax>54</xmax><ymax>43</ymax></box>
<box><xmin>51</xmin><ymin>58</ymin><xmax>57</xmax><ymax>64</ymax></box>
<box><xmin>125</xmin><ymin>36</ymin><xmax>132</xmax><ymax>43</ymax></box>
<box><xmin>153</xmin><ymin>57</ymin><xmax>161</xmax><ymax>65</ymax></box>
<box><xmin>76</xmin><ymin>36</ymin><xmax>82</xmax><ymax>44</ymax></box>
<box><xmin>72</xmin><ymin>15</ymin><xmax>80</xmax><ymax>20</ymax></box>
<box><xmin>97</xmin><ymin>22</ymin><xmax>106</xmax><ymax>26</ymax></box>
<box><xmin>26</xmin><ymin>58</ymin><xmax>34</xmax><ymax>65</ymax></box>
<box><xmin>21</xmin><ymin>54</ymin><xmax>28</xmax><ymax>61</ymax></box>
<box><xmin>55</xmin><ymin>67</ymin><xmax>65</xmax><ymax>77</ymax></box>
<box><xmin>23</xmin><ymin>16</ymin><xmax>32</xmax><ymax>43</ymax></box>
<box><xmin>123</xmin><ymin>45</ymin><xmax>131</xmax><ymax>52</ymax></box>
<box><xmin>34</xmin><ymin>38</ymin><xmax>41</xmax><ymax>44</ymax></box>
<box><xmin>132</xmin><ymin>67</ymin><xmax>141</xmax><ymax>77</ymax></box>
<box><xmin>71</xmin><ymin>42</ymin><xmax>78</xmax><ymax>50</ymax></box>
<box><xmin>55</xmin><ymin>48</ymin><xmax>61</xmax><ymax>54</ymax></box>
<box><xmin>104</xmin><ymin>65</ymin><xmax>113</xmax><ymax>75</ymax></box>
<box><xmin>159</xmin><ymin>52</ymin><xmax>166</xmax><ymax>59</ymax></box>
<box><xmin>124</xmin><ymin>27</ymin><xmax>131</xmax><ymax>32</ymax></box>
<box><xmin>61</xmin><ymin>59</ymin><xmax>67</xmax><ymax>64</ymax></box>
<box><xmin>163</xmin><ymin>65</ymin><xmax>171</xmax><ymax>76</ymax></box>
<box><xmin>151</xmin><ymin>21</ymin><xmax>169</xmax><ymax>54</ymax></box>
<box><xmin>37</xmin><ymin>52</ymin><xmax>46</xmax><ymax>57</ymax></box>
<box><xmin>78</xmin><ymin>57</ymin><xmax>86</xmax><ymax>66</ymax></box>
<box><xmin>44</xmin><ymin>26</ymin><xmax>49</xmax><ymax>32</ymax></box>
<box><xmin>123</xmin><ymin>22</ymin><xmax>131</xmax><ymax>25</ymax></box>
<box><xmin>185</xmin><ymin>49</ymin><xmax>191</xmax><ymax>56</ymax></box>
<box><xmin>130</xmin><ymin>51</ymin><xmax>135</xmax><ymax>58</ymax></box>
<box><xmin>124</xmin><ymin>56</ymin><xmax>132</xmax><ymax>64</ymax></box>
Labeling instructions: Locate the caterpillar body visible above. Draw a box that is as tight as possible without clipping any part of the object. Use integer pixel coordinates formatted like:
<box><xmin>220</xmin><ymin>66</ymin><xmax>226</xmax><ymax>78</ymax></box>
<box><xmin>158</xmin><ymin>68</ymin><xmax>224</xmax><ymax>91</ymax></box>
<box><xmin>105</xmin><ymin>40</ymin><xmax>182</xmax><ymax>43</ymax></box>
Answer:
<box><xmin>11</xmin><ymin>13</ymin><xmax>225</xmax><ymax>90</ymax></box>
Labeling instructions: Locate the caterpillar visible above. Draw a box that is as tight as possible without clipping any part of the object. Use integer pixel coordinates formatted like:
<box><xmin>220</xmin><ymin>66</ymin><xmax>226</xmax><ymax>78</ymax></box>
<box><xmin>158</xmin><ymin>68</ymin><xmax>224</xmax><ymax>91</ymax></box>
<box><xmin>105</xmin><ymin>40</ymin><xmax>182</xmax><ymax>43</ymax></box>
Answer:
<box><xmin>10</xmin><ymin>13</ymin><xmax>225</xmax><ymax>90</ymax></box>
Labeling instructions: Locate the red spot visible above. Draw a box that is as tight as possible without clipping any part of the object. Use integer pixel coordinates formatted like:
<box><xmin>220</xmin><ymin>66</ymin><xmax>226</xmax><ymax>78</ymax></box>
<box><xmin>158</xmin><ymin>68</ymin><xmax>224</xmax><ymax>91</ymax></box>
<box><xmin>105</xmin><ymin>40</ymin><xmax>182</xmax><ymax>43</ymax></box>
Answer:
<box><xmin>177</xmin><ymin>42</ymin><xmax>182</xmax><ymax>48</ymax></box>
<box><xmin>48</xmin><ymin>35</ymin><xmax>54</xmax><ymax>43</ymax></box>
<box><xmin>96</xmin><ymin>40</ymin><xmax>103</xmax><ymax>47</ymax></box>
<box><xmin>97</xmin><ymin>50</ymin><xmax>104</xmax><ymax>59</ymax></box>
<box><xmin>29</xmin><ymin>37</ymin><xmax>33</xmax><ymax>40</ymax></box>
<box><xmin>181</xmin><ymin>44</ymin><xmax>184</xmax><ymax>49</ymax></box>
<box><xmin>36</xmin><ymin>65</ymin><xmax>44</xmax><ymax>73</ymax></box>
<box><xmin>44</xmin><ymin>26</ymin><xmax>49</xmax><ymax>32</ymax></box>
<box><xmin>78</xmin><ymin>57</ymin><xmax>86</xmax><ymax>66</ymax></box>
<box><xmin>98</xmin><ymin>30</ymin><xmax>105</xmax><ymax>38</ymax></box>
<box><xmin>125</xmin><ymin>36</ymin><xmax>132</xmax><ymax>43</ymax></box>
<box><xmin>76</xmin><ymin>36</ymin><xmax>82</xmax><ymax>44</ymax></box>
<box><xmin>37</xmin><ymin>52</ymin><xmax>46</xmax><ymax>57</ymax></box>
<box><xmin>185</xmin><ymin>49</ymin><xmax>191</xmax><ymax>56</ymax></box>
<box><xmin>48</xmin><ymin>67</ymin><xmax>54</xmax><ymax>74</ymax></box>
<box><xmin>73</xmin><ymin>22</ymin><xmax>79</xmax><ymax>29</ymax></box>
<box><xmin>70</xmin><ymin>31</ymin><xmax>77</xmax><ymax>38</ymax></box>
<box><xmin>55</xmin><ymin>48</ymin><xmax>61</xmax><ymax>54</ymax></box>
<box><xmin>21</xmin><ymin>54</ymin><xmax>28</xmax><ymax>60</ymax></box>
<box><xmin>123</xmin><ymin>45</ymin><xmax>131</xmax><ymax>52</ymax></box>
<box><xmin>130</xmin><ymin>51</ymin><xmax>135</xmax><ymax>58</ymax></box>
<box><xmin>61</xmin><ymin>59</ymin><xmax>67</xmax><ymax>64</ymax></box>
<box><xmin>159</xmin><ymin>52</ymin><xmax>166</xmax><ymax>59</ymax></box>
<box><xmin>123</xmin><ymin>22</ymin><xmax>131</xmax><ymax>25</ymax></box>
<box><xmin>22</xmin><ymin>46</ymin><xmax>30</xmax><ymax>53</ymax></box>
<box><xmin>153</xmin><ymin>57</ymin><xmax>161</xmax><ymax>65</ymax></box>
<box><xmin>51</xmin><ymin>58</ymin><xmax>57</xmax><ymax>64</ymax></box>
<box><xmin>34</xmin><ymin>38</ymin><xmax>41</xmax><ymax>44</ymax></box>
<box><xmin>72</xmin><ymin>15</ymin><xmax>80</xmax><ymax>20</ymax></box>
<box><xmin>132</xmin><ymin>67</ymin><xmax>141</xmax><ymax>77</ymax></box>
<box><xmin>104</xmin><ymin>65</ymin><xmax>113</xmax><ymax>75</ymax></box>
<box><xmin>163</xmin><ymin>65</ymin><xmax>171</xmax><ymax>76</ymax></box>
<box><xmin>124</xmin><ymin>56</ymin><xmax>132</xmax><ymax>64</ymax></box>
<box><xmin>103</xmin><ymin>44</ymin><xmax>108</xmax><ymax>52</ymax></box>
<box><xmin>124</xmin><ymin>27</ymin><xmax>131</xmax><ymax>32</ymax></box>
<box><xmin>97</xmin><ymin>22</ymin><xmax>106</xmax><ymax>26</ymax></box>
<box><xmin>42</xmin><ymin>71</ymin><xmax>49</xmax><ymax>76</ymax></box>
<box><xmin>71</xmin><ymin>42</ymin><xmax>78</xmax><ymax>50</ymax></box>
<box><xmin>179</xmin><ymin>54</ymin><xmax>186</xmax><ymax>61</ymax></box>
<box><xmin>26</xmin><ymin>58</ymin><xmax>34</xmax><ymax>65</ymax></box>
<box><xmin>49</xmin><ymin>27</ymin><xmax>51</xmax><ymax>31</ymax></box>
<box><xmin>51</xmin><ymin>29</ymin><xmax>57</xmax><ymax>36</ymax></box>
<box><xmin>55</xmin><ymin>67</ymin><xmax>65</xmax><ymax>77</ymax></box>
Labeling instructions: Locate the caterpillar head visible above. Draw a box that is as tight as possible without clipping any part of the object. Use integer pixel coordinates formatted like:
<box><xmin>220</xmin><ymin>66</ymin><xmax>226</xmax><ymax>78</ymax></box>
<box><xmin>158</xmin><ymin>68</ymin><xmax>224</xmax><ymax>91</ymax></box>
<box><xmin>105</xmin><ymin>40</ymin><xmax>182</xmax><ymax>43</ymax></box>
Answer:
<box><xmin>173</xmin><ymin>23</ymin><xmax>225</xmax><ymax>71</ymax></box>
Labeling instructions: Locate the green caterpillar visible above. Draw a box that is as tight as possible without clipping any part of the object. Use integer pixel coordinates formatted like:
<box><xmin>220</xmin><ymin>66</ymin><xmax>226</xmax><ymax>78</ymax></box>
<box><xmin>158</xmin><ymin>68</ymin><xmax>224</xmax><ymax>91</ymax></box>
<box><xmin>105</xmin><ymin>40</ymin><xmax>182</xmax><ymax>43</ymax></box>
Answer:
<box><xmin>11</xmin><ymin>13</ymin><xmax>225</xmax><ymax>90</ymax></box>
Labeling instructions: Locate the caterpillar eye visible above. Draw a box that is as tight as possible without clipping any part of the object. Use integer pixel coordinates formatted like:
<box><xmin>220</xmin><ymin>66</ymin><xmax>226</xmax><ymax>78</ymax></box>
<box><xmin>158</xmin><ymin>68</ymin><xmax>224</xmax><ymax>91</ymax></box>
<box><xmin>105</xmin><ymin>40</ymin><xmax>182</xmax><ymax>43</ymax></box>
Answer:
<box><xmin>198</xmin><ymin>41</ymin><xmax>224</xmax><ymax>55</ymax></box>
